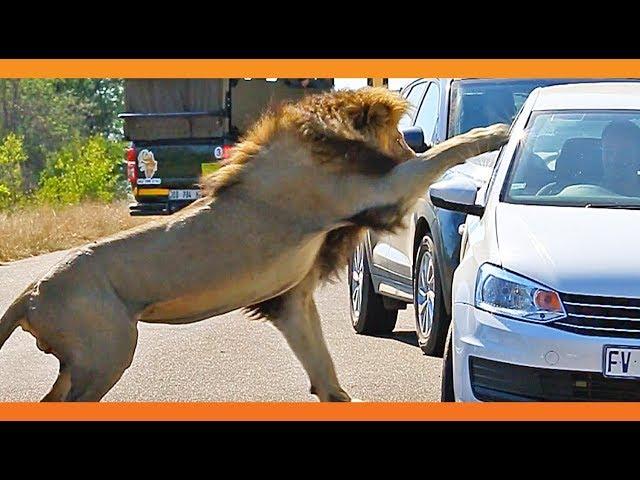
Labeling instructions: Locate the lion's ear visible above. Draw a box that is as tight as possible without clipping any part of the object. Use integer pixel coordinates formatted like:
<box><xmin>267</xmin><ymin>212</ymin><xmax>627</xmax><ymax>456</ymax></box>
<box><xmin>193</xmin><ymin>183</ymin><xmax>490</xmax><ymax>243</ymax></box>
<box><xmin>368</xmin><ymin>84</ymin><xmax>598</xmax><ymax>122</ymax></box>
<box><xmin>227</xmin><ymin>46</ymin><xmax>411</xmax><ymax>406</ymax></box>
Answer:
<box><xmin>352</xmin><ymin>103</ymin><xmax>391</xmax><ymax>131</ymax></box>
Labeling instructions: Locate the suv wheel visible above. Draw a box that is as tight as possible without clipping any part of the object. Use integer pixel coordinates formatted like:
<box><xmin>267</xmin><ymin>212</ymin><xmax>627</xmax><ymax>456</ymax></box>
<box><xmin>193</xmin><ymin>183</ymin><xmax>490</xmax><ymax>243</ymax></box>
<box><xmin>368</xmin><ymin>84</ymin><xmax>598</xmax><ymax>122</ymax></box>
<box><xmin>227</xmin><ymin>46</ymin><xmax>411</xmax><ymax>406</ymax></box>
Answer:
<box><xmin>349</xmin><ymin>243</ymin><xmax>398</xmax><ymax>335</ymax></box>
<box><xmin>413</xmin><ymin>232</ymin><xmax>448</xmax><ymax>356</ymax></box>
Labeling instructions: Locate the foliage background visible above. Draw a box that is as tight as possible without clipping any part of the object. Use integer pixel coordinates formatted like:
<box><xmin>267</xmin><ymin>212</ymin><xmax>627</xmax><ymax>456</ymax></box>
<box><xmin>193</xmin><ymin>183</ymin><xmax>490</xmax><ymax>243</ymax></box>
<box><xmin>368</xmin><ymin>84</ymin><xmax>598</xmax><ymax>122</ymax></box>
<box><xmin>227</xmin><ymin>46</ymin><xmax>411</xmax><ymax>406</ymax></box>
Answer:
<box><xmin>0</xmin><ymin>79</ymin><xmax>126</xmax><ymax>211</ymax></box>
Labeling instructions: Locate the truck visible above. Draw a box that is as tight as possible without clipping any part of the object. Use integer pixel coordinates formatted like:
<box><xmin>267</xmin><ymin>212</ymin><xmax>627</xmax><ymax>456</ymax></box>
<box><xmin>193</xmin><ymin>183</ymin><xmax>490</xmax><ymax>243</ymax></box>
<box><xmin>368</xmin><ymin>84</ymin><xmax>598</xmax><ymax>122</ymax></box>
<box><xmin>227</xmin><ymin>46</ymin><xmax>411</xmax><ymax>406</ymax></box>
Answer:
<box><xmin>120</xmin><ymin>78</ymin><xmax>334</xmax><ymax>215</ymax></box>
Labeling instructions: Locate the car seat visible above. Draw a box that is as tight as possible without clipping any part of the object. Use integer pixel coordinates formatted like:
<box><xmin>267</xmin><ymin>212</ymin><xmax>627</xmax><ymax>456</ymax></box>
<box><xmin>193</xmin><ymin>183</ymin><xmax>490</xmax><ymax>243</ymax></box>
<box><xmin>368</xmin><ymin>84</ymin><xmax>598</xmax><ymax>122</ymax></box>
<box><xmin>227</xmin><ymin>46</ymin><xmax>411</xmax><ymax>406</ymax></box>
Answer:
<box><xmin>536</xmin><ymin>137</ymin><xmax>603</xmax><ymax>195</ymax></box>
<box><xmin>513</xmin><ymin>152</ymin><xmax>553</xmax><ymax>194</ymax></box>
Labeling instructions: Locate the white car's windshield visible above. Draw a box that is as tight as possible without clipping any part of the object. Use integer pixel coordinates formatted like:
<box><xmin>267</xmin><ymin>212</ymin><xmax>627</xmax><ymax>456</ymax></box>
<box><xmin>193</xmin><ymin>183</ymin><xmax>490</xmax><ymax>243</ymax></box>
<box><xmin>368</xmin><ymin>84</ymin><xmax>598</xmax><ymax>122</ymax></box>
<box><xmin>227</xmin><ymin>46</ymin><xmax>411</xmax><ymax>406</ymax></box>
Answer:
<box><xmin>504</xmin><ymin>110</ymin><xmax>640</xmax><ymax>208</ymax></box>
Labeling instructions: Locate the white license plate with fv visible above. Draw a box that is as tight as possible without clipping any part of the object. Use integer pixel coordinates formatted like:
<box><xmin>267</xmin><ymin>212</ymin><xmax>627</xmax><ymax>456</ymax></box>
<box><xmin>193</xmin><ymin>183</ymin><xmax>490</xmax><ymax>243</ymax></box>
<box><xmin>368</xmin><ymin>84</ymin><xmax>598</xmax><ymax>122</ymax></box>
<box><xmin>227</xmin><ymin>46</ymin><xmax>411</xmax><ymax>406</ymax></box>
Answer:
<box><xmin>168</xmin><ymin>190</ymin><xmax>201</xmax><ymax>201</ymax></box>
<box><xmin>603</xmin><ymin>346</ymin><xmax>640</xmax><ymax>379</ymax></box>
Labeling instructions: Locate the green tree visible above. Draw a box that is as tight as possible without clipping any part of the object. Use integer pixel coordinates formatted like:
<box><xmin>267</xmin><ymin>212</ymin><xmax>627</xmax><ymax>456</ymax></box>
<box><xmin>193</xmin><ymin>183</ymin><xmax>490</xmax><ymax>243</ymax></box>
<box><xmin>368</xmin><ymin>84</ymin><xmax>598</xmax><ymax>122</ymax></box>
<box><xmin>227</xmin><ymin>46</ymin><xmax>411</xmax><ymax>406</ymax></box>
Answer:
<box><xmin>0</xmin><ymin>79</ymin><xmax>88</xmax><ymax>188</ymax></box>
<box><xmin>54</xmin><ymin>79</ymin><xmax>124</xmax><ymax>138</ymax></box>
<box><xmin>37</xmin><ymin>135</ymin><xmax>127</xmax><ymax>205</ymax></box>
<box><xmin>0</xmin><ymin>79</ymin><xmax>124</xmax><ymax>190</ymax></box>
<box><xmin>0</xmin><ymin>133</ymin><xmax>27</xmax><ymax>209</ymax></box>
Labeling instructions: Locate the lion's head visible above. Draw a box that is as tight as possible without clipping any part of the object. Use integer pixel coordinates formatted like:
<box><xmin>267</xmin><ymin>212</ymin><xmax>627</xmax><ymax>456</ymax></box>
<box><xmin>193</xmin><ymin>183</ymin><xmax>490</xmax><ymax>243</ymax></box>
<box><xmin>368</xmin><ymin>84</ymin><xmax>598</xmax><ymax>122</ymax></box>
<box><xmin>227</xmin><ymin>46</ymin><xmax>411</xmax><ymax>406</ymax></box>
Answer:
<box><xmin>291</xmin><ymin>86</ymin><xmax>415</xmax><ymax>163</ymax></box>
<box><xmin>339</xmin><ymin>87</ymin><xmax>415</xmax><ymax>162</ymax></box>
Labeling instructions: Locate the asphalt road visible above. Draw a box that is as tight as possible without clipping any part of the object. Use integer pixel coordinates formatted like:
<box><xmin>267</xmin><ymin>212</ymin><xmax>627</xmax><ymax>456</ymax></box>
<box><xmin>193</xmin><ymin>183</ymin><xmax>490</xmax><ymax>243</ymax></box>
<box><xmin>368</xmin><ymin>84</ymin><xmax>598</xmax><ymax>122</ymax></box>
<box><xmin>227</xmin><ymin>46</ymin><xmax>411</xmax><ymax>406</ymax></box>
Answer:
<box><xmin>0</xmin><ymin>250</ymin><xmax>443</xmax><ymax>402</ymax></box>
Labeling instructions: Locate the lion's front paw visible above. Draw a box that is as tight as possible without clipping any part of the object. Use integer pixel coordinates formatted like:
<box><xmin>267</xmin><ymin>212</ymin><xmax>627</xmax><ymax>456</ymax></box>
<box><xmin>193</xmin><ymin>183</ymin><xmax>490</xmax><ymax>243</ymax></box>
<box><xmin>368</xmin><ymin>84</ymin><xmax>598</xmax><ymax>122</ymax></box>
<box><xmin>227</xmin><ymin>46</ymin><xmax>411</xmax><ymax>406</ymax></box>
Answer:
<box><xmin>474</xmin><ymin>123</ymin><xmax>511</xmax><ymax>150</ymax></box>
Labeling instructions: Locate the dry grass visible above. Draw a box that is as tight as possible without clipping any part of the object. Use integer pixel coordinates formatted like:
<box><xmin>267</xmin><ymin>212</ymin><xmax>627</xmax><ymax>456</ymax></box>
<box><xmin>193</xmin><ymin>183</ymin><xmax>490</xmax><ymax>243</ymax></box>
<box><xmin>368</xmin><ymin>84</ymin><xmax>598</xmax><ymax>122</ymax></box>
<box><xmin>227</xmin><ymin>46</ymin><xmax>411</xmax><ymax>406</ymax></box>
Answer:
<box><xmin>0</xmin><ymin>201</ymin><xmax>152</xmax><ymax>263</ymax></box>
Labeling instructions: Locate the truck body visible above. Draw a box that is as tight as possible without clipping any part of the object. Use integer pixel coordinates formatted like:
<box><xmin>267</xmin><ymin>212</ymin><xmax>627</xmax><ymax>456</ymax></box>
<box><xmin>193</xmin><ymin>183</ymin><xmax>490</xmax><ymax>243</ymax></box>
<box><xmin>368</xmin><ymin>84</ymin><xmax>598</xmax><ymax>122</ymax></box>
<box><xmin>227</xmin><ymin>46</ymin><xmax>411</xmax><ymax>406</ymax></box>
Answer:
<box><xmin>120</xmin><ymin>78</ymin><xmax>333</xmax><ymax>215</ymax></box>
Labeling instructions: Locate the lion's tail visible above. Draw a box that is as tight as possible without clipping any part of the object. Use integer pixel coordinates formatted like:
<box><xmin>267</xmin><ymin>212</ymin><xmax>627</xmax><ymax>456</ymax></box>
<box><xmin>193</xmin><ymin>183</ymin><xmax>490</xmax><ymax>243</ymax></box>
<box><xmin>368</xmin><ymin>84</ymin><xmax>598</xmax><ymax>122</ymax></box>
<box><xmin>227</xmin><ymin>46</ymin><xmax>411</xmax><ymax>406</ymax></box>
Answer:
<box><xmin>0</xmin><ymin>289</ymin><xmax>29</xmax><ymax>350</ymax></box>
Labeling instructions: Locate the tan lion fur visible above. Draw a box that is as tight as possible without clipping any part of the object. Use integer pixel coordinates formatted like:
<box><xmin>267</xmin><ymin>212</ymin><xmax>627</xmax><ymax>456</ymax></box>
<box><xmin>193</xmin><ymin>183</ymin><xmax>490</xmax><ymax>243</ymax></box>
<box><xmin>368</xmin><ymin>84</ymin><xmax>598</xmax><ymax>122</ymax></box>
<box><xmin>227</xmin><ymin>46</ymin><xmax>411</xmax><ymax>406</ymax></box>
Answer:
<box><xmin>0</xmin><ymin>87</ymin><xmax>509</xmax><ymax>402</ymax></box>
<box><xmin>206</xmin><ymin>88</ymin><xmax>413</xmax><ymax>286</ymax></box>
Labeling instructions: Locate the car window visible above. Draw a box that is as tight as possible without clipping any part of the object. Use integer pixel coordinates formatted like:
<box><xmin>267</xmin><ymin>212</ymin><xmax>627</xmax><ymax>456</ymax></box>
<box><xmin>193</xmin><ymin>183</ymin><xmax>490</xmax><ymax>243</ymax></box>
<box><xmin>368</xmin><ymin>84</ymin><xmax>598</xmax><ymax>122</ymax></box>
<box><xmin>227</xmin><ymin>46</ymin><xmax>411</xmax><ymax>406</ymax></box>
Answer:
<box><xmin>414</xmin><ymin>83</ymin><xmax>440</xmax><ymax>142</ymax></box>
<box><xmin>504</xmin><ymin>110</ymin><xmax>640</xmax><ymax>207</ymax></box>
<box><xmin>447</xmin><ymin>79</ymin><xmax>633</xmax><ymax>138</ymax></box>
<box><xmin>398</xmin><ymin>81</ymin><xmax>428</xmax><ymax>128</ymax></box>
<box><xmin>480</xmin><ymin>147</ymin><xmax>506</xmax><ymax>204</ymax></box>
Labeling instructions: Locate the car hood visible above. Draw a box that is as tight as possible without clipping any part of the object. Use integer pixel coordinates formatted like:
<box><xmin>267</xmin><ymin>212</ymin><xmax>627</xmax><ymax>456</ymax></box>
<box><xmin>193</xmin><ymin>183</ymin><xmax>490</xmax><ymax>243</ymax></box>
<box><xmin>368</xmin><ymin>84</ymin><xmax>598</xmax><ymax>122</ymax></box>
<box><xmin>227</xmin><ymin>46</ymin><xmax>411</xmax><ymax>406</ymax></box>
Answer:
<box><xmin>495</xmin><ymin>203</ymin><xmax>640</xmax><ymax>297</ymax></box>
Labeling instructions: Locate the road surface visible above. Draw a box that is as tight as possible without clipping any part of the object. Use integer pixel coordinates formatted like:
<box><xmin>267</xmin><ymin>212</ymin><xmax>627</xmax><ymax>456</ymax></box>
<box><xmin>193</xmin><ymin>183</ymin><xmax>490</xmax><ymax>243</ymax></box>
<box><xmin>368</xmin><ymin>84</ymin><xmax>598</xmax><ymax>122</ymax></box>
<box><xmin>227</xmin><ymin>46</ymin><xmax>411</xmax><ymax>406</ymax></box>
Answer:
<box><xmin>0</xmin><ymin>250</ymin><xmax>443</xmax><ymax>401</ymax></box>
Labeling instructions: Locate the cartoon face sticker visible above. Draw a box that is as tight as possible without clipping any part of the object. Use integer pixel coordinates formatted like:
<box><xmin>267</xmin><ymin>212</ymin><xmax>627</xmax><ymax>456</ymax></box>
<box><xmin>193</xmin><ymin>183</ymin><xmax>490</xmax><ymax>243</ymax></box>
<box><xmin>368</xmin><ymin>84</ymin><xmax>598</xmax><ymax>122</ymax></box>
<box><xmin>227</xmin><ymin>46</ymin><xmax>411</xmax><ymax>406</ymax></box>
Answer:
<box><xmin>138</xmin><ymin>149</ymin><xmax>158</xmax><ymax>179</ymax></box>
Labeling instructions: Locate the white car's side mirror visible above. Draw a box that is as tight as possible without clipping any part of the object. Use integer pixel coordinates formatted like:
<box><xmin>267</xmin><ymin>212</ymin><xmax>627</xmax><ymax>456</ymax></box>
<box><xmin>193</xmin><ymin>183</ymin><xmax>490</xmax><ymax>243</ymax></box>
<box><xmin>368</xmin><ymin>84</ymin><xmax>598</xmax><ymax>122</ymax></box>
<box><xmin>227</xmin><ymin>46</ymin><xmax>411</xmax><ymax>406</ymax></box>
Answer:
<box><xmin>429</xmin><ymin>177</ymin><xmax>484</xmax><ymax>217</ymax></box>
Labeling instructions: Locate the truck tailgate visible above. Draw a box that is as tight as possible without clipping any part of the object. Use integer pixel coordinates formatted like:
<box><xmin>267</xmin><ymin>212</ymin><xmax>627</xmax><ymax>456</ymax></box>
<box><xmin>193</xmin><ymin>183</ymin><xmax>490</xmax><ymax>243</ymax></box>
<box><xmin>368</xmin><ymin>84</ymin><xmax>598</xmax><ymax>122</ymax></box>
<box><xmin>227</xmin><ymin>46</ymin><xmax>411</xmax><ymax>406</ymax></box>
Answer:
<box><xmin>134</xmin><ymin>141</ymin><xmax>221</xmax><ymax>189</ymax></box>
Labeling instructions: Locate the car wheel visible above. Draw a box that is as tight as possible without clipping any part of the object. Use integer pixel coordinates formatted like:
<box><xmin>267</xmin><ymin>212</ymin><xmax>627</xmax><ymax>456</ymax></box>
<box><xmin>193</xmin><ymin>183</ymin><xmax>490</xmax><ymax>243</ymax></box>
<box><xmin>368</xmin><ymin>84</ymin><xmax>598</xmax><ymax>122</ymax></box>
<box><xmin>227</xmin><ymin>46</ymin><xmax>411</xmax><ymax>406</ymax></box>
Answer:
<box><xmin>413</xmin><ymin>232</ymin><xmax>448</xmax><ymax>356</ymax></box>
<box><xmin>440</xmin><ymin>321</ymin><xmax>455</xmax><ymax>402</ymax></box>
<box><xmin>349</xmin><ymin>243</ymin><xmax>398</xmax><ymax>335</ymax></box>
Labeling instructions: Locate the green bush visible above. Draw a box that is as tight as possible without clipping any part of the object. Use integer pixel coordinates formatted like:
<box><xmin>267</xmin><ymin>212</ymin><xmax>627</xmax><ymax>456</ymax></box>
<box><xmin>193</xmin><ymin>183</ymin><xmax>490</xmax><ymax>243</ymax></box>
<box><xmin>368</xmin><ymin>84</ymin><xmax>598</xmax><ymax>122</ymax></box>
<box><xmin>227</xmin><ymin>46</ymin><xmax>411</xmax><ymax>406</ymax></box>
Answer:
<box><xmin>0</xmin><ymin>79</ymin><xmax>124</xmax><ymax>189</ymax></box>
<box><xmin>37</xmin><ymin>135</ymin><xmax>127</xmax><ymax>205</ymax></box>
<box><xmin>0</xmin><ymin>133</ymin><xmax>27</xmax><ymax>209</ymax></box>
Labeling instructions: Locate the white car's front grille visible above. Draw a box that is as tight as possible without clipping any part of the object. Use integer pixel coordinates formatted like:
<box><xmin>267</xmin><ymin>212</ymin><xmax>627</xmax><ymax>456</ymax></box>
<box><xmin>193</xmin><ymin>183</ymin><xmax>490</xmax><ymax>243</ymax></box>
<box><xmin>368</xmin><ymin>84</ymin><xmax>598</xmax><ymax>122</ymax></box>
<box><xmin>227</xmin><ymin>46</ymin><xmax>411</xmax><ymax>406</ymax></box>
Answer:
<box><xmin>554</xmin><ymin>294</ymin><xmax>640</xmax><ymax>338</ymax></box>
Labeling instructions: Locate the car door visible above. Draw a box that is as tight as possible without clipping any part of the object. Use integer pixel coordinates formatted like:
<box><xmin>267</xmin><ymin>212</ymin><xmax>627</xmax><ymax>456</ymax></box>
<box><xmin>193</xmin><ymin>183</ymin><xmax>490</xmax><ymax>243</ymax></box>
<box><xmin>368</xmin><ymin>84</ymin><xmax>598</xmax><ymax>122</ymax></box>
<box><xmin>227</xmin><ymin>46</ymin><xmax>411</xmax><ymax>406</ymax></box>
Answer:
<box><xmin>459</xmin><ymin>153</ymin><xmax>502</xmax><ymax>261</ymax></box>
<box><xmin>370</xmin><ymin>80</ymin><xmax>429</xmax><ymax>267</ymax></box>
<box><xmin>459</xmin><ymin>95</ymin><xmax>528</xmax><ymax>260</ymax></box>
<box><xmin>373</xmin><ymin>81</ymin><xmax>441</xmax><ymax>280</ymax></box>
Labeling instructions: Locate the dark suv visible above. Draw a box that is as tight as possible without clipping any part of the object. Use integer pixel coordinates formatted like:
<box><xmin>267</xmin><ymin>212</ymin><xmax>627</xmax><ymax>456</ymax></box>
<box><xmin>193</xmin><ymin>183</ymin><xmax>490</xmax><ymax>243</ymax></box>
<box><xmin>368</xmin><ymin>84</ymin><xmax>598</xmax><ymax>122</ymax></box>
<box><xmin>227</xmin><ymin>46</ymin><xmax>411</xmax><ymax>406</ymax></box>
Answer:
<box><xmin>348</xmin><ymin>78</ymin><xmax>626</xmax><ymax>356</ymax></box>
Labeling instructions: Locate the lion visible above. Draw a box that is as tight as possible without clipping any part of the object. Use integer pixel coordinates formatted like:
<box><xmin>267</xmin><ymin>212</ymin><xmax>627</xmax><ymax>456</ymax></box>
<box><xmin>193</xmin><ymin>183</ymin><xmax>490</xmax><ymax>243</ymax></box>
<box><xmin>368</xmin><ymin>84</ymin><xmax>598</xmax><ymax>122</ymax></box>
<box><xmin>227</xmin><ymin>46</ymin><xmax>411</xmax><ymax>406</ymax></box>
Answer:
<box><xmin>0</xmin><ymin>87</ymin><xmax>509</xmax><ymax>402</ymax></box>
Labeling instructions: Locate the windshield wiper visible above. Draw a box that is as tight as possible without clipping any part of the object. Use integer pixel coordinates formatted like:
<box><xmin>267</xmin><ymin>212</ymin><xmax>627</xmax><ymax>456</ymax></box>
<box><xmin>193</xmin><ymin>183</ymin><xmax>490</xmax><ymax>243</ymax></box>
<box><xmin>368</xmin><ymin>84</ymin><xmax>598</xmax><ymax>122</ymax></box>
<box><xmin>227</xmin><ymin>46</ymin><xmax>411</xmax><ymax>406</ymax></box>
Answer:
<box><xmin>584</xmin><ymin>203</ymin><xmax>640</xmax><ymax>210</ymax></box>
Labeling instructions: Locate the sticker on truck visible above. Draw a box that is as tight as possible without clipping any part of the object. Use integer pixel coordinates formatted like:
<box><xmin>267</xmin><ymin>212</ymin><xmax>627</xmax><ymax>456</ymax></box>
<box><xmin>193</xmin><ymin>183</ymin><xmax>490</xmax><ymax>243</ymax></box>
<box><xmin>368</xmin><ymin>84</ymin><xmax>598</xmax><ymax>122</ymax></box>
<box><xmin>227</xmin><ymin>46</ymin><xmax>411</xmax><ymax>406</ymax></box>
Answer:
<box><xmin>138</xmin><ymin>149</ymin><xmax>158</xmax><ymax>179</ymax></box>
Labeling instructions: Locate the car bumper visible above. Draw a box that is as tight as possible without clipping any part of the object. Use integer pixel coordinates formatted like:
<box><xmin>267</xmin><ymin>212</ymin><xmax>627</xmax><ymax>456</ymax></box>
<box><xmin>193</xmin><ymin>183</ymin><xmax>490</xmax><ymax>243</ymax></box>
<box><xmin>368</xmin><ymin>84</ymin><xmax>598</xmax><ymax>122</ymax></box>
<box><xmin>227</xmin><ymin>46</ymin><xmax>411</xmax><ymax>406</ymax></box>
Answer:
<box><xmin>129</xmin><ymin>199</ymin><xmax>195</xmax><ymax>216</ymax></box>
<box><xmin>452</xmin><ymin>303</ymin><xmax>640</xmax><ymax>401</ymax></box>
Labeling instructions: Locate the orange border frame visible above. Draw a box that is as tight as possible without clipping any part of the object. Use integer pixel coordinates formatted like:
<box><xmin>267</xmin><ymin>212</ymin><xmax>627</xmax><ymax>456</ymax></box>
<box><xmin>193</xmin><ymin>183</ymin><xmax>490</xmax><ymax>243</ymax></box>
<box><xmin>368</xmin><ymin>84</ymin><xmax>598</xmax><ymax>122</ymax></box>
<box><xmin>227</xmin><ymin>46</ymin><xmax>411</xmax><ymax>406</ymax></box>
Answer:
<box><xmin>3</xmin><ymin>58</ymin><xmax>640</xmax><ymax>420</ymax></box>
<box><xmin>0</xmin><ymin>59</ymin><xmax>639</xmax><ymax>78</ymax></box>
<box><xmin>2</xmin><ymin>403</ymin><xmax>640</xmax><ymax>421</ymax></box>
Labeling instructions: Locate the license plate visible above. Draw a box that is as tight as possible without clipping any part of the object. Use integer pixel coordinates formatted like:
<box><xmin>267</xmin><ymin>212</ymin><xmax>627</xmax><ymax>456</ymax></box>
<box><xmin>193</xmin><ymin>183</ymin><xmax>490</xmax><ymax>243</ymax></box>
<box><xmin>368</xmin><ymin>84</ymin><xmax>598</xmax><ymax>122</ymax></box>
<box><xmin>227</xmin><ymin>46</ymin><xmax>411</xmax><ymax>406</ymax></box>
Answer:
<box><xmin>168</xmin><ymin>189</ymin><xmax>201</xmax><ymax>201</ymax></box>
<box><xmin>603</xmin><ymin>345</ymin><xmax>640</xmax><ymax>379</ymax></box>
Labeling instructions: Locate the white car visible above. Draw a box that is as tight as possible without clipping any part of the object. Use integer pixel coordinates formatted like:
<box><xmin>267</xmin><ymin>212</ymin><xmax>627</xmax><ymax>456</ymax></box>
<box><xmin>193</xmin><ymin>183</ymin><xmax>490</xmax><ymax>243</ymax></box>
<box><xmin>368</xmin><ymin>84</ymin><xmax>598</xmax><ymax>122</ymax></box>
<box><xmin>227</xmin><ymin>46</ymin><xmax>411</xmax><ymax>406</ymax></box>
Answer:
<box><xmin>431</xmin><ymin>82</ymin><xmax>640</xmax><ymax>401</ymax></box>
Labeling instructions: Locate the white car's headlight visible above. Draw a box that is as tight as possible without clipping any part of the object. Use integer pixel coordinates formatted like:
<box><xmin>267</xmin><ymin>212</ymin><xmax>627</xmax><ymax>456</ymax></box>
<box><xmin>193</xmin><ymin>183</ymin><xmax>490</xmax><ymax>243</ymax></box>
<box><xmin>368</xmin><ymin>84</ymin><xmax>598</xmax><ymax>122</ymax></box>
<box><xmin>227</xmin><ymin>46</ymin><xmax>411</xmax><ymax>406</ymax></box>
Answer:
<box><xmin>474</xmin><ymin>263</ymin><xmax>566</xmax><ymax>322</ymax></box>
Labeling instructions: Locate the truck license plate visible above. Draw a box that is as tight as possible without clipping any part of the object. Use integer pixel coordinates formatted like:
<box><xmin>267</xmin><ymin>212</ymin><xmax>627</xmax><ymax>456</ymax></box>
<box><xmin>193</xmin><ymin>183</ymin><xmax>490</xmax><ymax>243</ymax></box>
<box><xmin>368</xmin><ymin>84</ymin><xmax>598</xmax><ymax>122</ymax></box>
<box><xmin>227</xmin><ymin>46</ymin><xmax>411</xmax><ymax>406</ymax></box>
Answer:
<box><xmin>168</xmin><ymin>190</ymin><xmax>201</xmax><ymax>201</ymax></box>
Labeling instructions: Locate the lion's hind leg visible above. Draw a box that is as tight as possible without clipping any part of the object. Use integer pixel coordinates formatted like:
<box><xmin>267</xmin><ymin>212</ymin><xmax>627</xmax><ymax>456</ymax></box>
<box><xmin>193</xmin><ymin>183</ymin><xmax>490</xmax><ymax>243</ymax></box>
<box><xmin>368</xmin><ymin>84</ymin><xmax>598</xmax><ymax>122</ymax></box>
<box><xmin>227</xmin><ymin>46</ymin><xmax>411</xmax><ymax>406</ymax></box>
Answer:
<box><xmin>21</xmin><ymin>255</ymin><xmax>144</xmax><ymax>402</ymax></box>
<box><xmin>62</xmin><ymin>320</ymin><xmax>139</xmax><ymax>402</ymax></box>
<box><xmin>41</xmin><ymin>366</ymin><xmax>72</xmax><ymax>402</ymax></box>
<box><xmin>35</xmin><ymin>301</ymin><xmax>139</xmax><ymax>402</ymax></box>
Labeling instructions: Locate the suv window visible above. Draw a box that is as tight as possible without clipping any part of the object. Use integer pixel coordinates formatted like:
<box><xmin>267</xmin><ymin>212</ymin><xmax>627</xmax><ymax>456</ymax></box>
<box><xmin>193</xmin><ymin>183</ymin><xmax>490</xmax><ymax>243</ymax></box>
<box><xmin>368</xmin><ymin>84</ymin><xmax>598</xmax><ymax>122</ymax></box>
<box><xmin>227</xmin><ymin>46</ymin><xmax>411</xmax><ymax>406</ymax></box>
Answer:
<box><xmin>446</xmin><ymin>78</ymin><xmax>633</xmax><ymax>138</ymax></box>
<box><xmin>415</xmin><ymin>83</ymin><xmax>440</xmax><ymax>142</ymax></box>
<box><xmin>399</xmin><ymin>81</ymin><xmax>428</xmax><ymax>127</ymax></box>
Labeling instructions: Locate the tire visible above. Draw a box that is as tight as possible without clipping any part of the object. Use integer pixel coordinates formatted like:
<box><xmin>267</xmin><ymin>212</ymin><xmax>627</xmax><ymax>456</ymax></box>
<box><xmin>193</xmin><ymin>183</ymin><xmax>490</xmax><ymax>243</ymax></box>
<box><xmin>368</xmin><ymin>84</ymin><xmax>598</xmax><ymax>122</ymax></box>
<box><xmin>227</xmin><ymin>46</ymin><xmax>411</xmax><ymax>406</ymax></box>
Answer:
<box><xmin>440</xmin><ymin>321</ymin><xmax>455</xmax><ymax>402</ymax></box>
<box><xmin>348</xmin><ymin>243</ymin><xmax>398</xmax><ymax>335</ymax></box>
<box><xmin>413</xmin><ymin>232</ymin><xmax>449</xmax><ymax>356</ymax></box>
